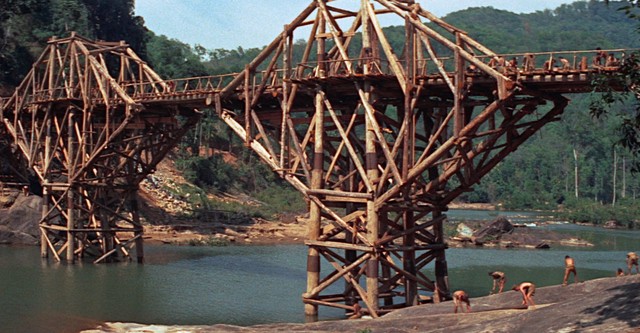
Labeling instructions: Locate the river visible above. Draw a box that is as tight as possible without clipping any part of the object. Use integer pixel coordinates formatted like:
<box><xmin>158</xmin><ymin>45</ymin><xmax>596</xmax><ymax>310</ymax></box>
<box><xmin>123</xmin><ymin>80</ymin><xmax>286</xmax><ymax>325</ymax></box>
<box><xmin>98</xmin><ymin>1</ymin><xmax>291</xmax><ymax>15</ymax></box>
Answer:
<box><xmin>1</xmin><ymin>211</ymin><xmax>638</xmax><ymax>333</ymax></box>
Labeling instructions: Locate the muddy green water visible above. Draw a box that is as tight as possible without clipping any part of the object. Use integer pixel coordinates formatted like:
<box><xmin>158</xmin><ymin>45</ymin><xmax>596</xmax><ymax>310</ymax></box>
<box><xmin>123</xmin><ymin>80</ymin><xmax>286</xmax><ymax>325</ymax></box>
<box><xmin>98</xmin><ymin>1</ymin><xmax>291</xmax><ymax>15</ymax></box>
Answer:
<box><xmin>0</xmin><ymin>212</ymin><xmax>638</xmax><ymax>333</ymax></box>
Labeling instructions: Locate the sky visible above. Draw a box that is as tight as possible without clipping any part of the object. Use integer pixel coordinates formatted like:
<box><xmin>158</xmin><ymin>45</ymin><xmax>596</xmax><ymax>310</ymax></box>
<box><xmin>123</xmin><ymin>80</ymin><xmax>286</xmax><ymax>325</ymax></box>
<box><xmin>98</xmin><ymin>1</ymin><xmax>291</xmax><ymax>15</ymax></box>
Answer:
<box><xmin>135</xmin><ymin>0</ymin><xmax>583</xmax><ymax>50</ymax></box>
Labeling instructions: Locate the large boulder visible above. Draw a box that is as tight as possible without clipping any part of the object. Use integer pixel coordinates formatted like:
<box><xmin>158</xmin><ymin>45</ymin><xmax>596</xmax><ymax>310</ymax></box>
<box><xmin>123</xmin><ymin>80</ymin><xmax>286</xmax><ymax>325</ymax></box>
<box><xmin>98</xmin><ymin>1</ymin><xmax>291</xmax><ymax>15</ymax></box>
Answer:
<box><xmin>472</xmin><ymin>216</ymin><xmax>514</xmax><ymax>244</ymax></box>
<box><xmin>0</xmin><ymin>194</ymin><xmax>42</xmax><ymax>245</ymax></box>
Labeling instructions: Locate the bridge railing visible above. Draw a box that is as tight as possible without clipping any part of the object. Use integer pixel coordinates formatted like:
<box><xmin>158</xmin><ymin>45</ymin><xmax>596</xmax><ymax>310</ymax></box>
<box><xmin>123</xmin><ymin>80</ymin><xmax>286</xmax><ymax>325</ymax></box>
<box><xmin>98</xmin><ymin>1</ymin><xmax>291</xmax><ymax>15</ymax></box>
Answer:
<box><xmin>290</xmin><ymin>48</ymin><xmax>636</xmax><ymax>81</ymax></box>
<box><xmin>115</xmin><ymin>47</ymin><xmax>640</xmax><ymax>101</ymax></box>
<box><xmin>6</xmin><ymin>48</ymin><xmax>634</xmax><ymax>107</ymax></box>
<box><xmin>120</xmin><ymin>73</ymin><xmax>238</xmax><ymax>99</ymax></box>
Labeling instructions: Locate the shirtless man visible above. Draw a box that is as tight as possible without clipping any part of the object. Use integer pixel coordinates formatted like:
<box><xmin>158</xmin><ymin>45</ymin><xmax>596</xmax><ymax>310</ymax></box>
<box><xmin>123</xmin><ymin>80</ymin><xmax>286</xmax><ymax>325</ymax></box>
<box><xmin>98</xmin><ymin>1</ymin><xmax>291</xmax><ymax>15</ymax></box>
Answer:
<box><xmin>452</xmin><ymin>290</ymin><xmax>471</xmax><ymax>313</ymax></box>
<box><xmin>512</xmin><ymin>282</ymin><xmax>536</xmax><ymax>307</ymax></box>
<box><xmin>558</xmin><ymin>56</ymin><xmax>571</xmax><ymax>70</ymax></box>
<box><xmin>627</xmin><ymin>252</ymin><xmax>639</xmax><ymax>274</ymax></box>
<box><xmin>348</xmin><ymin>302</ymin><xmax>362</xmax><ymax>319</ymax></box>
<box><xmin>563</xmin><ymin>255</ymin><xmax>579</xmax><ymax>286</ymax></box>
<box><xmin>488</xmin><ymin>271</ymin><xmax>506</xmax><ymax>294</ymax></box>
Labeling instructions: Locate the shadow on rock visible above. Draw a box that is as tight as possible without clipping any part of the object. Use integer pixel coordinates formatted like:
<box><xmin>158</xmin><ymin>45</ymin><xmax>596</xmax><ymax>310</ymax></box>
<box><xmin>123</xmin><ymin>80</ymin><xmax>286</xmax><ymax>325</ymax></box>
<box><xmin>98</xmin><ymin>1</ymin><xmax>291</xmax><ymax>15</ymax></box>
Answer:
<box><xmin>579</xmin><ymin>282</ymin><xmax>640</xmax><ymax>329</ymax></box>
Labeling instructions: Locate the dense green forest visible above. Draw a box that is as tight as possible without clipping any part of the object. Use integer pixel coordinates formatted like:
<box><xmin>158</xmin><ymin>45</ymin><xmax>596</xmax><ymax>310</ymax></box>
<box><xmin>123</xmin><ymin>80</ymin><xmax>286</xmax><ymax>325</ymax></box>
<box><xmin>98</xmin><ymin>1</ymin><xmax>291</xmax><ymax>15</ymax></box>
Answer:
<box><xmin>2</xmin><ymin>0</ymin><xmax>640</xmax><ymax>225</ymax></box>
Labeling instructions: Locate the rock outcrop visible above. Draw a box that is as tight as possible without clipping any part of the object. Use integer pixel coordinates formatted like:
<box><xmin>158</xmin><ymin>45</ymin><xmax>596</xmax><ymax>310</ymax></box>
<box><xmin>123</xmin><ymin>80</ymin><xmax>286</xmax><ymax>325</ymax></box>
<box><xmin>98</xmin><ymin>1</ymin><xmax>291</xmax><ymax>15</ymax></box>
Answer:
<box><xmin>0</xmin><ymin>193</ymin><xmax>41</xmax><ymax>245</ymax></box>
<box><xmin>82</xmin><ymin>274</ymin><xmax>640</xmax><ymax>333</ymax></box>
<box><xmin>472</xmin><ymin>216</ymin><xmax>514</xmax><ymax>244</ymax></box>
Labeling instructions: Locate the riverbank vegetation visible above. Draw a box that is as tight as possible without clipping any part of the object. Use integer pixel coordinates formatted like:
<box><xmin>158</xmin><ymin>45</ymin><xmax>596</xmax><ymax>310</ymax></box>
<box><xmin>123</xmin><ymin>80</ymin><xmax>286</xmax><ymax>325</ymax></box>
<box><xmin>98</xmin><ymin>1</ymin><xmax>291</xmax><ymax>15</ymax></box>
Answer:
<box><xmin>2</xmin><ymin>1</ymin><xmax>640</xmax><ymax>227</ymax></box>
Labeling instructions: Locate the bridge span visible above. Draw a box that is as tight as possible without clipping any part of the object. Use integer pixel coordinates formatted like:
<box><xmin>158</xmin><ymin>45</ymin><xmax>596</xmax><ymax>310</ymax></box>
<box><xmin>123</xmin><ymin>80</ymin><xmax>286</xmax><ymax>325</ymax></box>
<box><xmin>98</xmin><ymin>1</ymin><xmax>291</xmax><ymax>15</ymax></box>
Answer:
<box><xmin>0</xmin><ymin>0</ymin><xmax>631</xmax><ymax>320</ymax></box>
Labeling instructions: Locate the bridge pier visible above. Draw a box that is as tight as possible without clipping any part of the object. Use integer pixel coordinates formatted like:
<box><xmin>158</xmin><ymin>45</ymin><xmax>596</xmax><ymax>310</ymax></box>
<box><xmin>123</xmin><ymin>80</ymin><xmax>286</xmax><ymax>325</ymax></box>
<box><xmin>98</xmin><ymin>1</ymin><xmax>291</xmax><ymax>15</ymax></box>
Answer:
<box><xmin>1</xmin><ymin>34</ymin><xmax>201</xmax><ymax>264</ymax></box>
<box><xmin>209</xmin><ymin>0</ymin><xmax>577</xmax><ymax>319</ymax></box>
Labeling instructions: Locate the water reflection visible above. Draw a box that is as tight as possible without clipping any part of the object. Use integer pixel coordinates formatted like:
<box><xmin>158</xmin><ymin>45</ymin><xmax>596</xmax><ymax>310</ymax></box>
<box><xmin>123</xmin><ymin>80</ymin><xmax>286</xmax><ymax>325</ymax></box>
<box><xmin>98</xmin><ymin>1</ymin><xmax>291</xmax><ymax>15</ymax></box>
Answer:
<box><xmin>0</xmin><ymin>214</ymin><xmax>638</xmax><ymax>333</ymax></box>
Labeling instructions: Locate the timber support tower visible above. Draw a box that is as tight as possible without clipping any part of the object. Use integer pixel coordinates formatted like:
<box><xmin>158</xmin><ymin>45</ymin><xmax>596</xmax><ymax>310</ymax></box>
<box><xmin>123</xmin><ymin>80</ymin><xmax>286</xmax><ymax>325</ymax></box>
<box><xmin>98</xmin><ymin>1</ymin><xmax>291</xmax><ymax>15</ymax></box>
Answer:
<box><xmin>0</xmin><ymin>33</ymin><xmax>202</xmax><ymax>264</ymax></box>
<box><xmin>2</xmin><ymin>0</ymin><xmax>624</xmax><ymax>320</ymax></box>
<box><xmin>213</xmin><ymin>0</ymin><xmax>574</xmax><ymax>318</ymax></box>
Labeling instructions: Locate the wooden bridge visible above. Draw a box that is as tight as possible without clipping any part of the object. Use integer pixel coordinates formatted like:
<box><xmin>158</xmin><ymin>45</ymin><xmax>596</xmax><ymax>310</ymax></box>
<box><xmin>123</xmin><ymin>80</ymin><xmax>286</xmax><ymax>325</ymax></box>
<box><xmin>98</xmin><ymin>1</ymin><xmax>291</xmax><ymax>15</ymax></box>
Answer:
<box><xmin>0</xmin><ymin>0</ymin><xmax>630</xmax><ymax>320</ymax></box>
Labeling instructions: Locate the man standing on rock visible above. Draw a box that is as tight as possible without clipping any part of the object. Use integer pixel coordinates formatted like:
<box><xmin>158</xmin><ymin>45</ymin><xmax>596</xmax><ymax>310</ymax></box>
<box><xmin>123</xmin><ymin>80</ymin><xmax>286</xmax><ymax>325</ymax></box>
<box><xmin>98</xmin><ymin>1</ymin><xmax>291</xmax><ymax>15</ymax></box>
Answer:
<box><xmin>452</xmin><ymin>290</ymin><xmax>471</xmax><ymax>313</ymax></box>
<box><xmin>513</xmin><ymin>282</ymin><xmax>536</xmax><ymax>308</ymax></box>
<box><xmin>627</xmin><ymin>252</ymin><xmax>639</xmax><ymax>274</ymax></box>
<box><xmin>489</xmin><ymin>271</ymin><xmax>506</xmax><ymax>294</ymax></box>
<box><xmin>563</xmin><ymin>255</ymin><xmax>579</xmax><ymax>286</ymax></box>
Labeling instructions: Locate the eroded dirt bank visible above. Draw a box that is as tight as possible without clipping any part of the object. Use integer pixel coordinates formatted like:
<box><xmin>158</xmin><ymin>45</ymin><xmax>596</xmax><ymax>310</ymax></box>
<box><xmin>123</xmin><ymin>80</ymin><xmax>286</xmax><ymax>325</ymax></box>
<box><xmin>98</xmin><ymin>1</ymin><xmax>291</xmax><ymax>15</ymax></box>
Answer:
<box><xmin>83</xmin><ymin>274</ymin><xmax>640</xmax><ymax>333</ymax></box>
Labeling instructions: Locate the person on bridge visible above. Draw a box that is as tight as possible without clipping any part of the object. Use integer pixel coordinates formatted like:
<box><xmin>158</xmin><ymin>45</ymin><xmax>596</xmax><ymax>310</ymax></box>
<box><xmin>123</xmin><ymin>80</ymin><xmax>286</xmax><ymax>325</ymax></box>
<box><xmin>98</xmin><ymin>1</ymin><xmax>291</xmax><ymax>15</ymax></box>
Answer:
<box><xmin>488</xmin><ymin>271</ymin><xmax>506</xmax><ymax>294</ymax></box>
<box><xmin>605</xmin><ymin>53</ymin><xmax>619</xmax><ymax>67</ymax></box>
<box><xmin>559</xmin><ymin>56</ymin><xmax>571</xmax><ymax>70</ymax></box>
<box><xmin>452</xmin><ymin>290</ymin><xmax>471</xmax><ymax>313</ymax></box>
<box><xmin>562</xmin><ymin>255</ymin><xmax>579</xmax><ymax>286</ymax></box>
<box><xmin>543</xmin><ymin>58</ymin><xmax>556</xmax><ymax>72</ymax></box>
<box><xmin>592</xmin><ymin>47</ymin><xmax>607</xmax><ymax>68</ymax></box>
<box><xmin>512</xmin><ymin>282</ymin><xmax>536</xmax><ymax>308</ymax></box>
<box><xmin>627</xmin><ymin>252</ymin><xmax>639</xmax><ymax>274</ymax></box>
<box><xmin>523</xmin><ymin>53</ymin><xmax>535</xmax><ymax>72</ymax></box>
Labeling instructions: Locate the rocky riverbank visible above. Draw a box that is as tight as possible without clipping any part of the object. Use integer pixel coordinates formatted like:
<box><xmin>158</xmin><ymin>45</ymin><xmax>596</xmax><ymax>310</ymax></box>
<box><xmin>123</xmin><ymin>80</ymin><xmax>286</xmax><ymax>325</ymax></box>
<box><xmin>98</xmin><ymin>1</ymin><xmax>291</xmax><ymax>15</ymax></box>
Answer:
<box><xmin>82</xmin><ymin>274</ymin><xmax>640</xmax><ymax>333</ymax></box>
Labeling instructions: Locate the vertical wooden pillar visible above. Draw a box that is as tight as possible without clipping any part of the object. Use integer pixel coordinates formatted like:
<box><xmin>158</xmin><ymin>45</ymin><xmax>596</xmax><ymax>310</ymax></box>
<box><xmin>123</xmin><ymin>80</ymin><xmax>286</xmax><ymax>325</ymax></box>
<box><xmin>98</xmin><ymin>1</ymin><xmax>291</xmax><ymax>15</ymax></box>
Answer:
<box><xmin>402</xmin><ymin>14</ymin><xmax>418</xmax><ymax>307</ymax></box>
<box><xmin>345</xmin><ymin>159</ymin><xmax>357</xmax><ymax>309</ymax></box>
<box><xmin>40</xmin><ymin>186</ymin><xmax>49</xmax><ymax>258</ymax></box>
<box><xmin>40</xmin><ymin>118</ymin><xmax>51</xmax><ymax>258</ymax></box>
<box><xmin>244</xmin><ymin>64</ymin><xmax>252</xmax><ymax>144</ymax></box>
<box><xmin>403</xmin><ymin>209</ymin><xmax>417</xmax><ymax>305</ymax></box>
<box><xmin>454</xmin><ymin>32</ymin><xmax>465</xmax><ymax>135</ymax></box>
<box><xmin>101</xmin><ymin>189</ymin><xmax>114</xmax><ymax>261</ymax></box>
<box><xmin>305</xmin><ymin>87</ymin><xmax>324</xmax><ymax>319</ymax></box>
<box><xmin>364</xmin><ymin>83</ymin><xmax>379</xmax><ymax>314</ymax></box>
<box><xmin>433</xmin><ymin>209</ymin><xmax>449</xmax><ymax>301</ymax></box>
<box><xmin>66</xmin><ymin>110</ymin><xmax>76</xmax><ymax>263</ymax></box>
<box><xmin>380</xmin><ymin>211</ymin><xmax>393</xmax><ymax>307</ymax></box>
<box><xmin>280</xmin><ymin>27</ymin><xmax>291</xmax><ymax>173</ymax></box>
<box><xmin>316</xmin><ymin>12</ymin><xmax>326</xmax><ymax>78</ymax></box>
<box><xmin>362</xmin><ymin>2</ymin><xmax>379</xmax><ymax>309</ymax></box>
<box><xmin>131</xmin><ymin>192</ymin><xmax>144</xmax><ymax>263</ymax></box>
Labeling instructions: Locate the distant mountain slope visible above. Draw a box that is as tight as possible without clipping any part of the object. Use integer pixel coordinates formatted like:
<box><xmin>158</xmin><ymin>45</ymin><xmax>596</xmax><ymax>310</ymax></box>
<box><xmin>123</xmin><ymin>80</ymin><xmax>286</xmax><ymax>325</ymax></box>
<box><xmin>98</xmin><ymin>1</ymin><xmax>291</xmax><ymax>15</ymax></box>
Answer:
<box><xmin>441</xmin><ymin>1</ymin><xmax>640</xmax><ymax>52</ymax></box>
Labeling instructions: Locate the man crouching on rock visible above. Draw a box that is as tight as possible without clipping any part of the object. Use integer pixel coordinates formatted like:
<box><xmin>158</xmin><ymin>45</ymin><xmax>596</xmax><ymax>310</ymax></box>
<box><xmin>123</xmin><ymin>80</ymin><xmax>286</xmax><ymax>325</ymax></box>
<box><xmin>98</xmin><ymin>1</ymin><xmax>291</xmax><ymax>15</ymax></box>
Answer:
<box><xmin>513</xmin><ymin>282</ymin><xmax>536</xmax><ymax>308</ymax></box>
<box><xmin>453</xmin><ymin>290</ymin><xmax>471</xmax><ymax>313</ymax></box>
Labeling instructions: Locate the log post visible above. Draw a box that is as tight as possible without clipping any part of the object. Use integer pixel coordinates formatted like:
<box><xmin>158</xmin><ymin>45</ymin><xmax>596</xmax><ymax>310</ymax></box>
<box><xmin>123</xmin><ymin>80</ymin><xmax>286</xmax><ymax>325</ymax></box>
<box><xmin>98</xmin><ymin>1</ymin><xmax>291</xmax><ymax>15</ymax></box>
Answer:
<box><xmin>131</xmin><ymin>192</ymin><xmax>144</xmax><ymax>263</ymax></box>
<box><xmin>454</xmin><ymin>32</ymin><xmax>466</xmax><ymax>135</ymax></box>
<box><xmin>40</xmin><ymin>117</ymin><xmax>51</xmax><ymax>258</ymax></box>
<box><xmin>433</xmin><ymin>209</ymin><xmax>449</xmax><ymax>302</ymax></box>
<box><xmin>365</xmin><ymin>83</ymin><xmax>379</xmax><ymax>315</ymax></box>
<box><xmin>403</xmin><ymin>14</ymin><xmax>418</xmax><ymax>307</ymax></box>
<box><xmin>305</xmin><ymin>86</ymin><xmax>324</xmax><ymax>320</ymax></box>
<box><xmin>66</xmin><ymin>109</ymin><xmax>76</xmax><ymax>263</ymax></box>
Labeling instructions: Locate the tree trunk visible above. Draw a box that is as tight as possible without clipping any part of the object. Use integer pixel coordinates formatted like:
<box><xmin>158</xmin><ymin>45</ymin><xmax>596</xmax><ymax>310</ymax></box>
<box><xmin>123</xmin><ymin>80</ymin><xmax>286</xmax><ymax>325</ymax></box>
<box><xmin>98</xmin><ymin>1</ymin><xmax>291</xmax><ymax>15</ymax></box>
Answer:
<box><xmin>573</xmin><ymin>148</ymin><xmax>579</xmax><ymax>198</ymax></box>
<box><xmin>622</xmin><ymin>156</ymin><xmax>626</xmax><ymax>199</ymax></box>
<box><xmin>612</xmin><ymin>149</ymin><xmax>617</xmax><ymax>207</ymax></box>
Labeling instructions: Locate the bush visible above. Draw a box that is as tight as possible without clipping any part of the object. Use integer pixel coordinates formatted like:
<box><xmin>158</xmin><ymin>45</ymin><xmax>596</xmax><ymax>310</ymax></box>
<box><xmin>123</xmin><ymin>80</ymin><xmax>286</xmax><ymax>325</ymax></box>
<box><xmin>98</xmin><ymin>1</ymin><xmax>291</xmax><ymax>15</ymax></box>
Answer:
<box><xmin>559</xmin><ymin>197</ymin><xmax>640</xmax><ymax>227</ymax></box>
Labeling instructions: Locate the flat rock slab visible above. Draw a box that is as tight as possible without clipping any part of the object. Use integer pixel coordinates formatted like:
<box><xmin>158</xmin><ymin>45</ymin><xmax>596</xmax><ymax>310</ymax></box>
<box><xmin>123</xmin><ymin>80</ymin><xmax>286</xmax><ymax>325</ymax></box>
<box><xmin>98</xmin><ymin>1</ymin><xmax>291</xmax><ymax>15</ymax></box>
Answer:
<box><xmin>83</xmin><ymin>275</ymin><xmax>640</xmax><ymax>333</ymax></box>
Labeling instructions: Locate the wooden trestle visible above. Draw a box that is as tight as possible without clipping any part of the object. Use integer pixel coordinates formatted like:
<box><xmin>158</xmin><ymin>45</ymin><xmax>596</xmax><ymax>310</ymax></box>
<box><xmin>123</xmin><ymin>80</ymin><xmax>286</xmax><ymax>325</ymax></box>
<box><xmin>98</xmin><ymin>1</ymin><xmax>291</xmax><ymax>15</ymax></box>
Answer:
<box><xmin>210</xmin><ymin>0</ymin><xmax>574</xmax><ymax>319</ymax></box>
<box><xmin>0</xmin><ymin>0</ymin><xmax>629</xmax><ymax>320</ymax></box>
<box><xmin>0</xmin><ymin>32</ymin><xmax>201</xmax><ymax>263</ymax></box>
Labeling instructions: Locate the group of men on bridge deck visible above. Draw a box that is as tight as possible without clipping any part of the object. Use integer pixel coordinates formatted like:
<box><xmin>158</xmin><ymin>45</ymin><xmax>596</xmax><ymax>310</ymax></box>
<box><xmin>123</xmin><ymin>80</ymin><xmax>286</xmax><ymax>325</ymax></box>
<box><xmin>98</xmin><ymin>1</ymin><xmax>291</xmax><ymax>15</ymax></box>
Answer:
<box><xmin>477</xmin><ymin>48</ymin><xmax>625</xmax><ymax>76</ymax></box>
<box><xmin>450</xmin><ymin>252</ymin><xmax>639</xmax><ymax>314</ymax></box>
